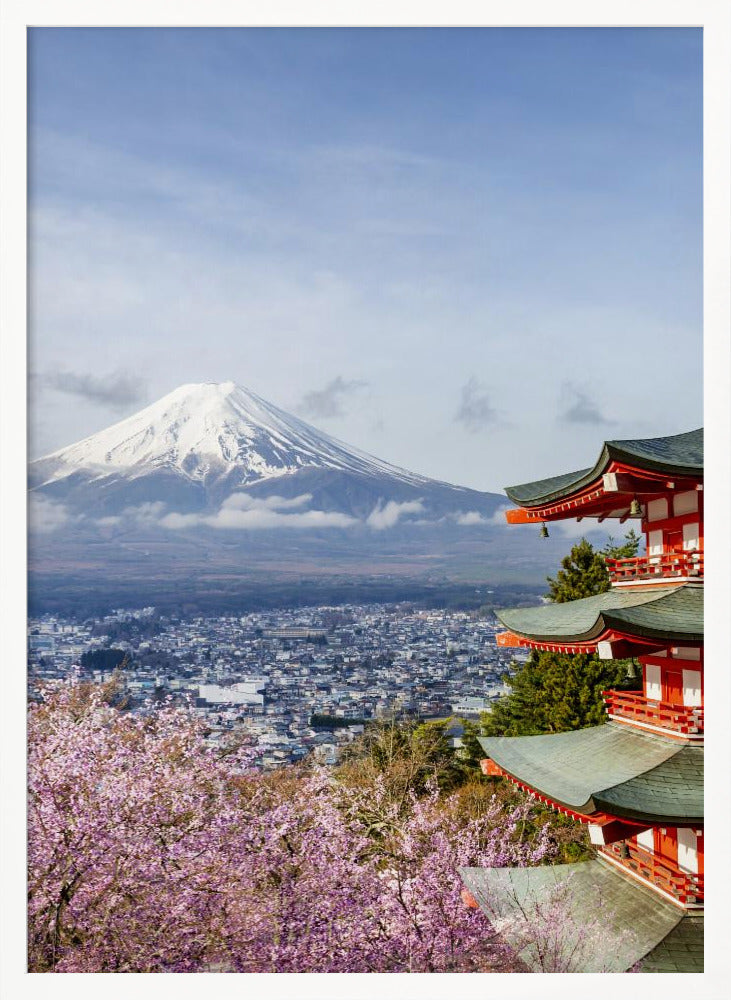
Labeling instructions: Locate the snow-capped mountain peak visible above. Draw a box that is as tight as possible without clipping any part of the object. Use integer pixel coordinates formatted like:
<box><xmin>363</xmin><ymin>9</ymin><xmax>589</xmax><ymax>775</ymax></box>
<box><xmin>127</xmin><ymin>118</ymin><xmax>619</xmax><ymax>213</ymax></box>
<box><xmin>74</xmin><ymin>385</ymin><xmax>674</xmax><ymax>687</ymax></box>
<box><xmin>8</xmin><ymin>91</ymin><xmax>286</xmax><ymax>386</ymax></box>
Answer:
<box><xmin>33</xmin><ymin>381</ymin><xmax>432</xmax><ymax>489</ymax></box>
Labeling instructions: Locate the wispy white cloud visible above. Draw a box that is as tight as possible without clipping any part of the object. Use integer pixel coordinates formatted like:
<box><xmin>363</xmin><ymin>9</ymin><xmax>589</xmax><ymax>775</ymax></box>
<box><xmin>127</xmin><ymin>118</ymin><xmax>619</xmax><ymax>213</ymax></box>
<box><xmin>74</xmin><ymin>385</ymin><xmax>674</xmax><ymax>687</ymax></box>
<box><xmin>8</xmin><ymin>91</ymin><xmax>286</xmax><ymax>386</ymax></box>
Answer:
<box><xmin>454</xmin><ymin>510</ymin><xmax>488</xmax><ymax>526</ymax></box>
<box><xmin>28</xmin><ymin>38</ymin><xmax>702</xmax><ymax>493</ymax></box>
<box><xmin>559</xmin><ymin>382</ymin><xmax>614</xmax><ymax>426</ymax></box>
<box><xmin>121</xmin><ymin>502</ymin><xmax>168</xmax><ymax>525</ymax></box>
<box><xmin>366</xmin><ymin>499</ymin><xmax>425</xmax><ymax>530</ymax></box>
<box><xmin>297</xmin><ymin>377</ymin><xmax>368</xmax><ymax>419</ymax></box>
<box><xmin>206</xmin><ymin>507</ymin><xmax>356</xmax><ymax>530</ymax></box>
<box><xmin>41</xmin><ymin>369</ymin><xmax>147</xmax><ymax>410</ymax></box>
<box><xmin>156</xmin><ymin>492</ymin><xmax>355</xmax><ymax>531</ymax></box>
<box><xmin>222</xmin><ymin>493</ymin><xmax>313</xmax><ymax>512</ymax></box>
<box><xmin>28</xmin><ymin>495</ymin><xmax>73</xmax><ymax>533</ymax></box>
<box><xmin>455</xmin><ymin>377</ymin><xmax>498</xmax><ymax>432</ymax></box>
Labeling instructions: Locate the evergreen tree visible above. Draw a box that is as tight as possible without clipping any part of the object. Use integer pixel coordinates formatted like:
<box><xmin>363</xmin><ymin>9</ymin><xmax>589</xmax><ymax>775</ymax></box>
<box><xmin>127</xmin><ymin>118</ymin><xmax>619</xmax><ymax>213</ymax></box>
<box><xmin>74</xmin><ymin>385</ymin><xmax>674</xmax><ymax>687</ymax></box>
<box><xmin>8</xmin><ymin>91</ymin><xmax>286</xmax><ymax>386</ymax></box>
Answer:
<box><xmin>482</xmin><ymin>651</ymin><xmax>630</xmax><ymax>736</ymax></box>
<box><xmin>483</xmin><ymin>532</ymin><xmax>640</xmax><ymax>737</ymax></box>
<box><xmin>457</xmin><ymin>718</ymin><xmax>485</xmax><ymax>771</ymax></box>
<box><xmin>601</xmin><ymin>528</ymin><xmax>641</xmax><ymax>561</ymax></box>
<box><xmin>545</xmin><ymin>538</ymin><xmax>610</xmax><ymax>603</ymax></box>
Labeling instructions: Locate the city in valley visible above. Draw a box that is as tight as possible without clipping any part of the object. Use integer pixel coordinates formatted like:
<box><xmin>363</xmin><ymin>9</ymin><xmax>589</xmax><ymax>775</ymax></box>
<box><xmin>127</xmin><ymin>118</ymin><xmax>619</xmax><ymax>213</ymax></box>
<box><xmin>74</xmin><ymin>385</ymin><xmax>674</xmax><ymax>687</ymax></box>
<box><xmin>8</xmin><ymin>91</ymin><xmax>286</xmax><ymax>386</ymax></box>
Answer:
<box><xmin>28</xmin><ymin>604</ymin><xmax>521</xmax><ymax>767</ymax></box>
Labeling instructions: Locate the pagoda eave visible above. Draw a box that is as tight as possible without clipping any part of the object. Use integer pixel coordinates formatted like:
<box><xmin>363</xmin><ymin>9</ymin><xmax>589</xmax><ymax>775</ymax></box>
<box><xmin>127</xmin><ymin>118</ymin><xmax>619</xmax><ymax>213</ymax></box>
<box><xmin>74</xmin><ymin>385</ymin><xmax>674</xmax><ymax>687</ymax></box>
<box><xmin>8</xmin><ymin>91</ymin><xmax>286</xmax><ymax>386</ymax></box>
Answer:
<box><xmin>478</xmin><ymin>726</ymin><xmax>703</xmax><ymax>827</ymax></box>
<box><xmin>495</xmin><ymin>584</ymin><xmax>703</xmax><ymax>651</ymax></box>
<box><xmin>480</xmin><ymin>757</ymin><xmax>649</xmax><ymax>832</ymax></box>
<box><xmin>459</xmin><ymin>860</ymin><xmax>703</xmax><ymax>972</ymax></box>
<box><xmin>503</xmin><ymin>430</ymin><xmax>703</xmax><ymax>517</ymax></box>
<box><xmin>496</xmin><ymin>628</ymin><xmax>668</xmax><ymax>657</ymax></box>
<box><xmin>504</xmin><ymin>470</ymin><xmax>701</xmax><ymax>524</ymax></box>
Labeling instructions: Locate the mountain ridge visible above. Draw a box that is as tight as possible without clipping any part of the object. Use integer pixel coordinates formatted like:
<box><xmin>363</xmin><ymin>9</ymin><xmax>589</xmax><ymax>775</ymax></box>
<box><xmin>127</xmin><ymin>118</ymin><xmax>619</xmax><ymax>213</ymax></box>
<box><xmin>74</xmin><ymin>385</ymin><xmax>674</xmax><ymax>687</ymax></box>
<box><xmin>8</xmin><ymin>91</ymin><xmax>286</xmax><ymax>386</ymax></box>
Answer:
<box><xmin>31</xmin><ymin>381</ymin><xmax>442</xmax><ymax>492</ymax></box>
<box><xmin>28</xmin><ymin>380</ymin><xmax>601</xmax><ymax>602</ymax></box>
<box><xmin>30</xmin><ymin>381</ymin><xmax>493</xmax><ymax>523</ymax></box>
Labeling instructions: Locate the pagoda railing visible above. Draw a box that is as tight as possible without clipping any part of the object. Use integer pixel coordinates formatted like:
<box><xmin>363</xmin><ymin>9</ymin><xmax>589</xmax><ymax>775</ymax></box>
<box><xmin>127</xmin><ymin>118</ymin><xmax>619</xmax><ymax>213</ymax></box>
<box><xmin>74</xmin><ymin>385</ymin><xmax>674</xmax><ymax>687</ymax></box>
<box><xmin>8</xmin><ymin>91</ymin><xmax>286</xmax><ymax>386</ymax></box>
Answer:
<box><xmin>602</xmin><ymin>841</ymin><xmax>703</xmax><ymax>907</ymax></box>
<box><xmin>602</xmin><ymin>689</ymin><xmax>703</xmax><ymax>737</ymax></box>
<box><xmin>605</xmin><ymin>552</ymin><xmax>703</xmax><ymax>583</ymax></box>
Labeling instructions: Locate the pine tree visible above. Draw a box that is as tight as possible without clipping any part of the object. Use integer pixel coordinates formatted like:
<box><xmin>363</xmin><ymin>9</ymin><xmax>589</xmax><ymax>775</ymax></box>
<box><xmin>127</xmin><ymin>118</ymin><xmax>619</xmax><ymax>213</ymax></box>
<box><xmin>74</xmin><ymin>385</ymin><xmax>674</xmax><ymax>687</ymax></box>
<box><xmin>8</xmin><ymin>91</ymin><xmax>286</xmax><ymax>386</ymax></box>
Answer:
<box><xmin>546</xmin><ymin>537</ymin><xmax>610</xmax><ymax>603</ymax></box>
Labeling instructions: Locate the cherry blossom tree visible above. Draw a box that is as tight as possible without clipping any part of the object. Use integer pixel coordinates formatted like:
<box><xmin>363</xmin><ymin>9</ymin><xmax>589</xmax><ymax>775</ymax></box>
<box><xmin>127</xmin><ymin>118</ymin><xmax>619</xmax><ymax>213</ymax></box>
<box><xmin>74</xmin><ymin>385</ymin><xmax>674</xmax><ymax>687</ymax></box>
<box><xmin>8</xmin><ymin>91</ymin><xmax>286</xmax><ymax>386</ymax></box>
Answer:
<box><xmin>28</xmin><ymin>679</ymin><xmax>553</xmax><ymax>973</ymax></box>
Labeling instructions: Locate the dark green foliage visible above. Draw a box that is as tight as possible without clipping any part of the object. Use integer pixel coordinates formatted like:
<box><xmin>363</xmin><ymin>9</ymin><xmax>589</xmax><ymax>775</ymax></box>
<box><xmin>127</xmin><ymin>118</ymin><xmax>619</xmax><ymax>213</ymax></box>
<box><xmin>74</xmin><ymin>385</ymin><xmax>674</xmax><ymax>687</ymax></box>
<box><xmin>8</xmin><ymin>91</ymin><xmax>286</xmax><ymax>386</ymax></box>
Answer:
<box><xmin>80</xmin><ymin>648</ymin><xmax>129</xmax><ymax>672</ymax></box>
<box><xmin>482</xmin><ymin>651</ymin><xmax>631</xmax><ymax>736</ymax></box>
<box><xmin>484</xmin><ymin>532</ymin><xmax>641</xmax><ymax>737</ymax></box>
<box><xmin>457</xmin><ymin>718</ymin><xmax>485</xmax><ymax>771</ymax></box>
<box><xmin>545</xmin><ymin>531</ymin><xmax>641</xmax><ymax>604</ymax></box>
<box><xmin>546</xmin><ymin>537</ymin><xmax>610</xmax><ymax>603</ymax></box>
<box><xmin>310</xmin><ymin>714</ymin><xmax>366</xmax><ymax>729</ymax></box>
<box><xmin>602</xmin><ymin>529</ymin><xmax>641</xmax><ymax>561</ymax></box>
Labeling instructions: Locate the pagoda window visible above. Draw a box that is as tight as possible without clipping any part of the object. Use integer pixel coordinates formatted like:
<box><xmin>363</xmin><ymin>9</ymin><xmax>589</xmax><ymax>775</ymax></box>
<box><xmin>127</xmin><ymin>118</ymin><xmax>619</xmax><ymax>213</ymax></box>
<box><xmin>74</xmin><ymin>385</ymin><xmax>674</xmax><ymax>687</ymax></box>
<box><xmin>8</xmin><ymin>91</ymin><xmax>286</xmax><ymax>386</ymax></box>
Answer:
<box><xmin>674</xmin><ymin>646</ymin><xmax>701</xmax><ymax>660</ymax></box>
<box><xmin>647</xmin><ymin>498</ymin><xmax>669</xmax><ymax>522</ymax></box>
<box><xmin>677</xmin><ymin>828</ymin><xmax>699</xmax><ymax>874</ymax></box>
<box><xmin>644</xmin><ymin>662</ymin><xmax>662</xmax><ymax>701</ymax></box>
<box><xmin>682</xmin><ymin>669</ymin><xmax>702</xmax><ymax>707</ymax></box>
<box><xmin>636</xmin><ymin>828</ymin><xmax>654</xmax><ymax>853</ymax></box>
<box><xmin>648</xmin><ymin>529</ymin><xmax>664</xmax><ymax>562</ymax></box>
<box><xmin>682</xmin><ymin>522</ymin><xmax>700</xmax><ymax>550</ymax></box>
<box><xmin>674</xmin><ymin>490</ymin><xmax>699</xmax><ymax>516</ymax></box>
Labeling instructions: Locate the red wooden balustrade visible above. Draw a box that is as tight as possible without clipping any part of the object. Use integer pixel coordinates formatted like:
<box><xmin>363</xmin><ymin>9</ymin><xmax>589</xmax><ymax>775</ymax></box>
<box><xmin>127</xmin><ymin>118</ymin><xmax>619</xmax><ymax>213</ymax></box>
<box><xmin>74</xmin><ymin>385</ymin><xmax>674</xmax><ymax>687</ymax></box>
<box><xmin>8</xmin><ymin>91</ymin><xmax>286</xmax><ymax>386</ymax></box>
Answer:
<box><xmin>602</xmin><ymin>840</ymin><xmax>703</xmax><ymax>906</ymax></box>
<box><xmin>602</xmin><ymin>689</ymin><xmax>703</xmax><ymax>736</ymax></box>
<box><xmin>605</xmin><ymin>552</ymin><xmax>703</xmax><ymax>583</ymax></box>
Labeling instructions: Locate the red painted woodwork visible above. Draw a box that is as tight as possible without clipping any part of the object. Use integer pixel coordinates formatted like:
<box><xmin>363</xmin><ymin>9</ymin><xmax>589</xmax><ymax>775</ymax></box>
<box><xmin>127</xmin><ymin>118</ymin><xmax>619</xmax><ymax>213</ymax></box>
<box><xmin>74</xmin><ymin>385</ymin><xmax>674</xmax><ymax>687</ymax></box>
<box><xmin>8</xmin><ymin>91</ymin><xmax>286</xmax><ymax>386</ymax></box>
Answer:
<box><xmin>503</xmin><ymin>459</ymin><xmax>701</xmax><ymax>525</ymax></box>
<box><xmin>480</xmin><ymin>758</ymin><xmax>503</xmax><ymax>777</ymax></box>
<box><xmin>605</xmin><ymin>551</ymin><xmax>703</xmax><ymax>583</ymax></box>
<box><xmin>601</xmin><ymin>689</ymin><xmax>703</xmax><ymax>737</ymax></box>
<box><xmin>496</xmin><ymin>631</ymin><xmax>524</xmax><ymax>648</ymax></box>
<box><xmin>500</xmin><ymin>448</ymin><xmax>704</xmax><ymax>914</ymax></box>
<box><xmin>461</xmin><ymin>887</ymin><xmax>479</xmax><ymax>909</ymax></box>
<box><xmin>643</xmin><ymin>649</ymin><xmax>704</xmax><ymax>667</ymax></box>
<box><xmin>588</xmin><ymin>817</ymin><xmax>650</xmax><ymax>846</ymax></box>
<box><xmin>662</xmin><ymin>668</ymin><xmax>684</xmax><ymax>706</ymax></box>
<box><xmin>655</xmin><ymin>827</ymin><xmax>678</xmax><ymax>865</ymax></box>
<box><xmin>697</xmin><ymin>831</ymin><xmax>704</xmax><ymax>875</ymax></box>
<box><xmin>602</xmin><ymin>840</ymin><xmax>703</xmax><ymax>906</ymax></box>
<box><xmin>483</xmin><ymin>763</ymin><xmax>648</xmax><ymax>830</ymax></box>
<box><xmin>498</xmin><ymin>631</ymin><xmax>673</xmax><ymax>657</ymax></box>
<box><xmin>666</xmin><ymin>530</ymin><xmax>683</xmax><ymax>553</ymax></box>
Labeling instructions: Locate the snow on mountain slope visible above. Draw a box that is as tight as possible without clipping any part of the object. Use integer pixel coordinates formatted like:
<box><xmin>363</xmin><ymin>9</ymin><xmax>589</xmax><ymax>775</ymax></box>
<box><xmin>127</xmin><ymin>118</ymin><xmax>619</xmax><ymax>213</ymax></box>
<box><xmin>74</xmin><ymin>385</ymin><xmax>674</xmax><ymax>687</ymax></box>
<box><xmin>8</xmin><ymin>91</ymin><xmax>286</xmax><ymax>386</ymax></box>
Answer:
<box><xmin>33</xmin><ymin>381</ymin><xmax>439</xmax><ymax>490</ymax></box>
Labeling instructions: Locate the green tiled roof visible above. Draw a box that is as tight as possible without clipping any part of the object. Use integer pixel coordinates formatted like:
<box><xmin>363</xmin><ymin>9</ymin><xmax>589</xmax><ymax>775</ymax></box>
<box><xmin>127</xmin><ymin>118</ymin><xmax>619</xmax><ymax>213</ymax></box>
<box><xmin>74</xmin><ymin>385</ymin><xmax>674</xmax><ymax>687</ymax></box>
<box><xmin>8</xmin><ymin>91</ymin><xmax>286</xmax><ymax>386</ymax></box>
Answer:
<box><xmin>639</xmin><ymin>914</ymin><xmax>704</xmax><ymax>973</ymax></box>
<box><xmin>478</xmin><ymin>723</ymin><xmax>703</xmax><ymax>822</ymax></box>
<box><xmin>460</xmin><ymin>859</ymin><xmax>702</xmax><ymax>973</ymax></box>
<box><xmin>496</xmin><ymin>584</ymin><xmax>703</xmax><ymax>644</ymax></box>
<box><xmin>505</xmin><ymin>428</ymin><xmax>703</xmax><ymax>507</ymax></box>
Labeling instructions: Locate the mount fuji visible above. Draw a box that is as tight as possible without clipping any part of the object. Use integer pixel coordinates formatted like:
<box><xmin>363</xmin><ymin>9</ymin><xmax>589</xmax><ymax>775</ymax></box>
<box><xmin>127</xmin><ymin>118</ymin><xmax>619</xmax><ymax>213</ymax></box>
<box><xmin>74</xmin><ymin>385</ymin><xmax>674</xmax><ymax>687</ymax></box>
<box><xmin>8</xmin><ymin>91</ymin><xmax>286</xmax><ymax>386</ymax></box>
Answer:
<box><xmin>29</xmin><ymin>381</ymin><xmax>503</xmax><ymax>524</ymax></box>
<box><xmin>29</xmin><ymin>381</ymin><xmax>578</xmax><ymax>611</ymax></box>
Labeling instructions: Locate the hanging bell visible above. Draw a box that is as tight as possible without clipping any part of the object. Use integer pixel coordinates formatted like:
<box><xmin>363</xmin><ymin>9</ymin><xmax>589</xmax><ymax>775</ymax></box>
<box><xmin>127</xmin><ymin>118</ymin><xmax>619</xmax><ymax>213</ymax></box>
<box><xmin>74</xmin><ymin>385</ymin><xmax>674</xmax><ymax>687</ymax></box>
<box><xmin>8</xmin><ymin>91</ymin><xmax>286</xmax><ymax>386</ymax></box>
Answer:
<box><xmin>629</xmin><ymin>497</ymin><xmax>642</xmax><ymax>517</ymax></box>
<box><xmin>540</xmin><ymin>522</ymin><xmax>549</xmax><ymax>538</ymax></box>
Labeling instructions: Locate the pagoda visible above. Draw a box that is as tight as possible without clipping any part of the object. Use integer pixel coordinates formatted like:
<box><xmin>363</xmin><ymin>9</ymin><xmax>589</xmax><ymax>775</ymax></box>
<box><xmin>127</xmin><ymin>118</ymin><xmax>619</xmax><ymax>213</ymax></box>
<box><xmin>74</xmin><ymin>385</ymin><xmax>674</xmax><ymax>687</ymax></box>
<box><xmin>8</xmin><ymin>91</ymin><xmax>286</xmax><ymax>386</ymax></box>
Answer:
<box><xmin>460</xmin><ymin>429</ymin><xmax>703</xmax><ymax>973</ymax></box>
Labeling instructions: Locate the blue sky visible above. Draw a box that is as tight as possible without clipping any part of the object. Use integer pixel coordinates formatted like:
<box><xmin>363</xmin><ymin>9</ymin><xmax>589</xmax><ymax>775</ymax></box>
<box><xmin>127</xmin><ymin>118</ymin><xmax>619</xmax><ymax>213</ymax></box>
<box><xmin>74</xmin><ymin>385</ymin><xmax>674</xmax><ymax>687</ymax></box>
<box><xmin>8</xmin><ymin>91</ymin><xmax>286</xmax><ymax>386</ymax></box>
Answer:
<box><xmin>28</xmin><ymin>27</ymin><xmax>702</xmax><ymax>491</ymax></box>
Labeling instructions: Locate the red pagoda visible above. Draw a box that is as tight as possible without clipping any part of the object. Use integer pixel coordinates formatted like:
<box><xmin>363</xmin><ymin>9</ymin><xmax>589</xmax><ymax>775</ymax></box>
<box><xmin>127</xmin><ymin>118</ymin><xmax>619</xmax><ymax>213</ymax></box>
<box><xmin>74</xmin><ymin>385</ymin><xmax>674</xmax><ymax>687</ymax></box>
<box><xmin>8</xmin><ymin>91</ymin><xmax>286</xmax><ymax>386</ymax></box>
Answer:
<box><xmin>461</xmin><ymin>429</ymin><xmax>703</xmax><ymax>973</ymax></box>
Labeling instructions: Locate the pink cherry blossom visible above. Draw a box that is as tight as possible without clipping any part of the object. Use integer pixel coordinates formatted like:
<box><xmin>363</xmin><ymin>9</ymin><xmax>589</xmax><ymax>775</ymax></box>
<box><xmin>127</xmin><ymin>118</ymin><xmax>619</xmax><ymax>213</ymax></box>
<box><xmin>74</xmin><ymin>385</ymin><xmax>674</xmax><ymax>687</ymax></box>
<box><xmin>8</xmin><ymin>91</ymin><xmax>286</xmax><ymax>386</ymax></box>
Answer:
<box><xmin>28</xmin><ymin>680</ymin><xmax>553</xmax><ymax>973</ymax></box>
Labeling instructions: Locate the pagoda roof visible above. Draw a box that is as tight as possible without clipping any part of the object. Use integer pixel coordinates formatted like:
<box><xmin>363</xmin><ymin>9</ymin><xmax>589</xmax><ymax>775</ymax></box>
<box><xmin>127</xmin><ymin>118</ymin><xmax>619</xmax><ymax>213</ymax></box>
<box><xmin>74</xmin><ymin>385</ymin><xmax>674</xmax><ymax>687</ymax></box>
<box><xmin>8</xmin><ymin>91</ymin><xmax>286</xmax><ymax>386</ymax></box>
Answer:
<box><xmin>478</xmin><ymin>723</ymin><xmax>703</xmax><ymax>823</ymax></box>
<box><xmin>504</xmin><ymin>428</ymin><xmax>703</xmax><ymax>508</ymax></box>
<box><xmin>460</xmin><ymin>859</ymin><xmax>703</xmax><ymax>973</ymax></box>
<box><xmin>496</xmin><ymin>584</ymin><xmax>703</xmax><ymax>646</ymax></box>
